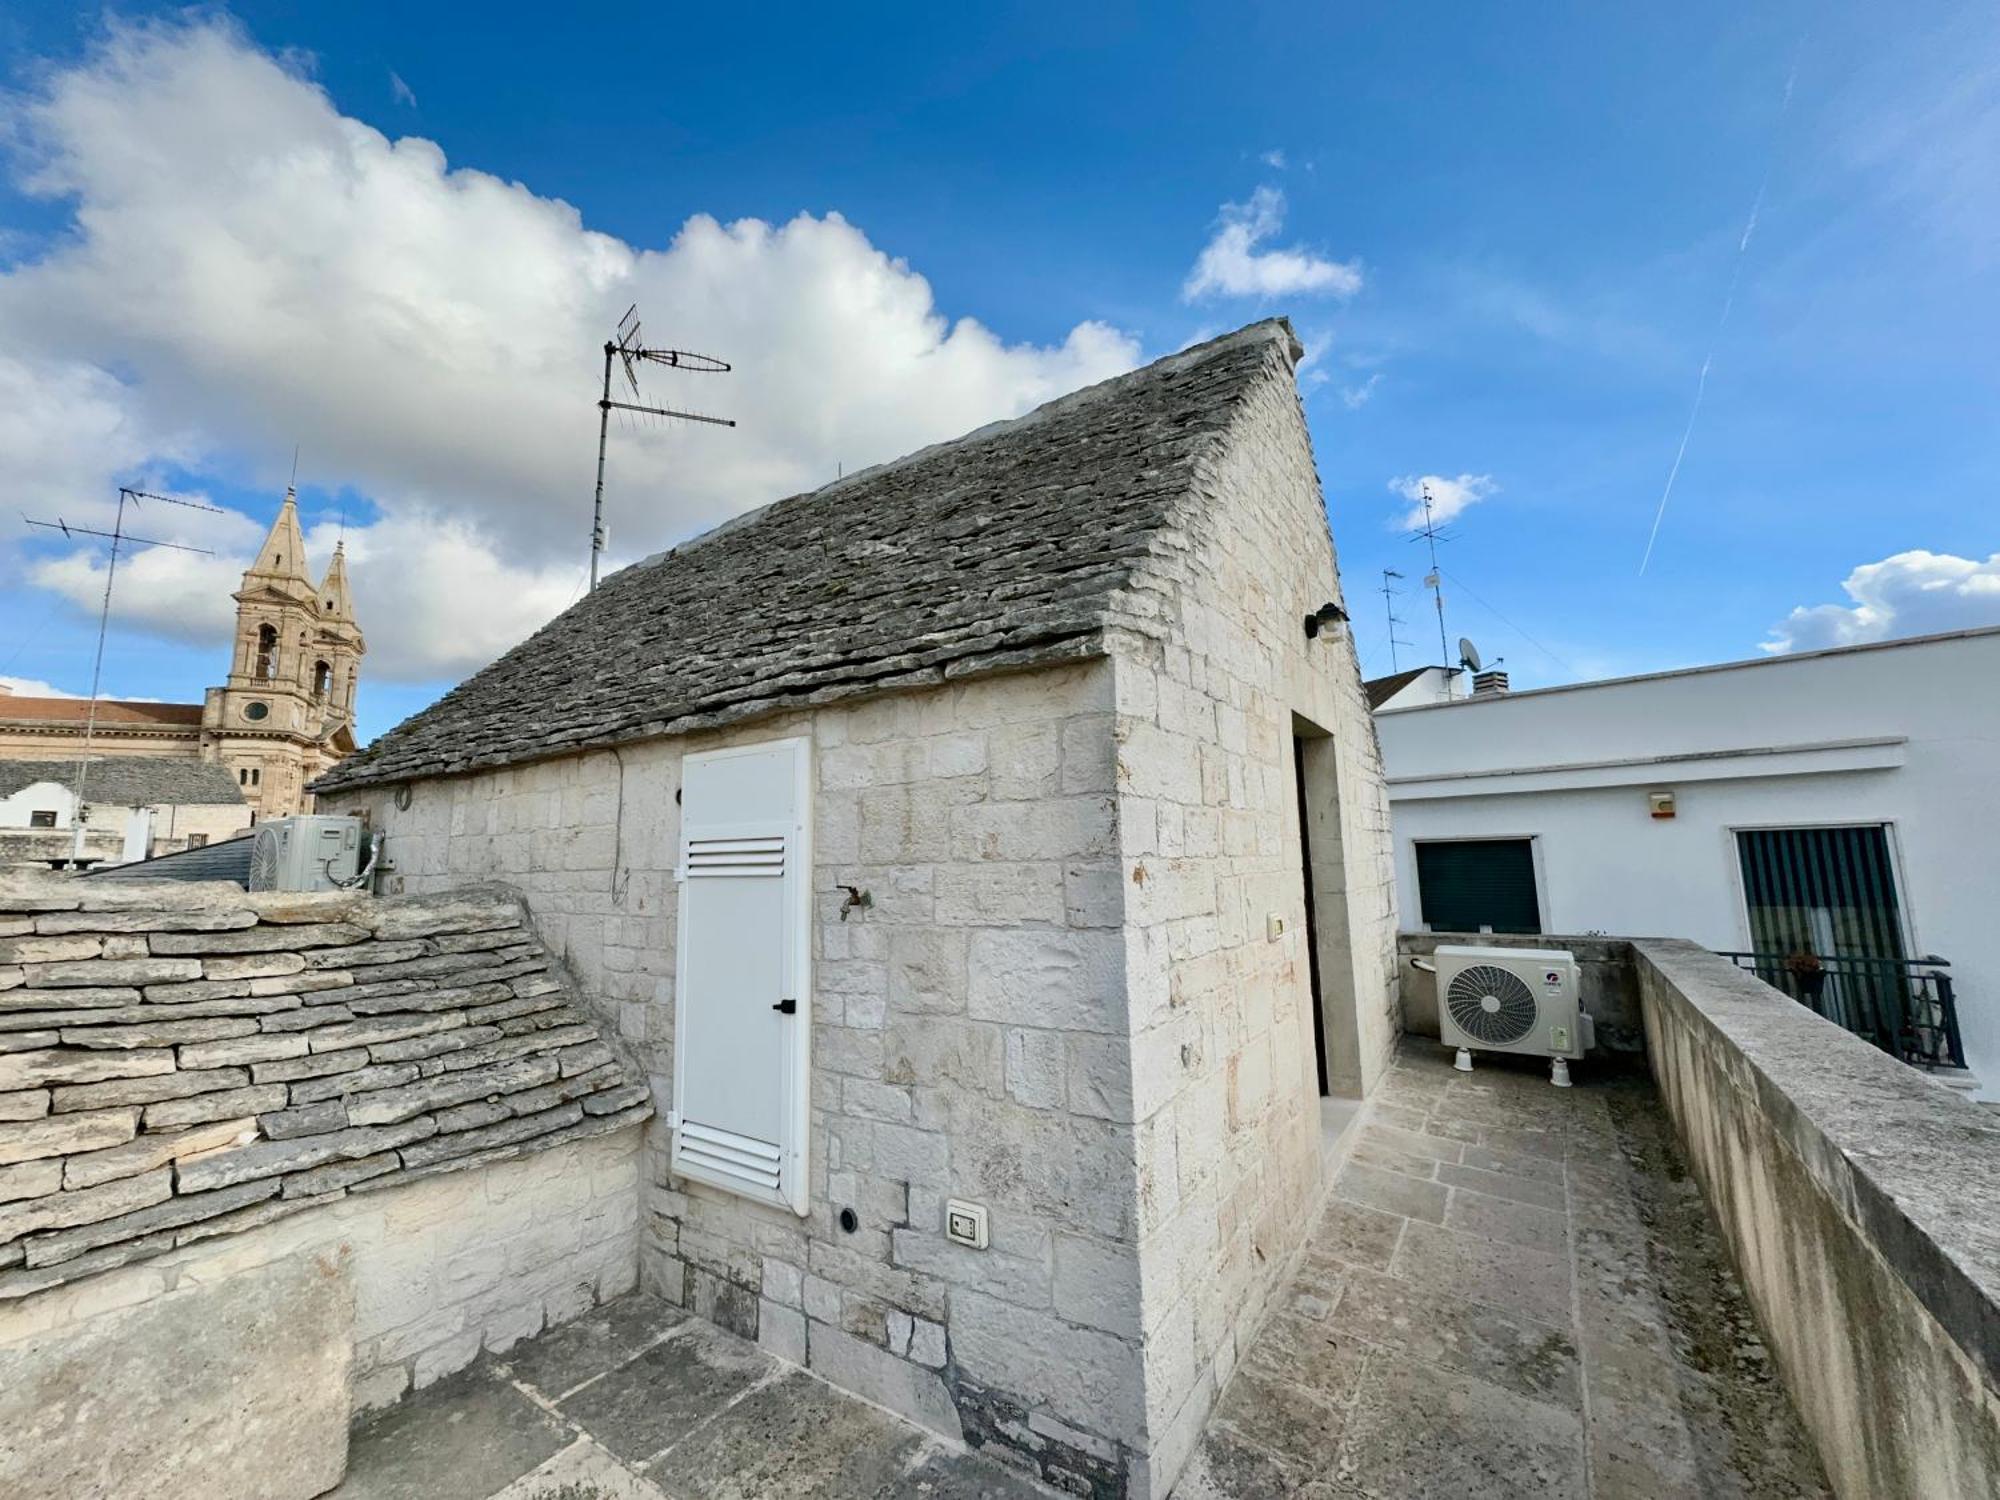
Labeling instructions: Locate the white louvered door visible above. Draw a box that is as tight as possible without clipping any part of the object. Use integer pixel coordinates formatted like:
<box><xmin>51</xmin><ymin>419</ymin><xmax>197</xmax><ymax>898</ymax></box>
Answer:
<box><xmin>670</xmin><ymin>737</ymin><xmax>812</xmax><ymax>1214</ymax></box>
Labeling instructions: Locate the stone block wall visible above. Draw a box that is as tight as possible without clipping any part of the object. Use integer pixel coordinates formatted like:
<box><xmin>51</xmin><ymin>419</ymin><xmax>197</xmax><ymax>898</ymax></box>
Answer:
<box><xmin>326</xmin><ymin>661</ymin><xmax>1155</xmax><ymax>1496</ymax></box>
<box><xmin>0</xmin><ymin>878</ymin><xmax>649</xmax><ymax>1298</ymax></box>
<box><xmin>1105</xmin><ymin>338</ymin><xmax>1400</xmax><ymax>1492</ymax></box>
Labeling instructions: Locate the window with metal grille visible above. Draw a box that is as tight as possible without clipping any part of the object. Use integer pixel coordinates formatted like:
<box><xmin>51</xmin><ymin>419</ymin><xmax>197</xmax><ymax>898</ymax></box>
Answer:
<box><xmin>1735</xmin><ymin>825</ymin><xmax>1915</xmax><ymax>1048</ymax></box>
<box><xmin>29</xmin><ymin>810</ymin><xmax>57</xmax><ymax>829</ymax></box>
<box><xmin>1736</xmin><ymin>825</ymin><xmax>1906</xmax><ymax>966</ymax></box>
<box><xmin>1414</xmin><ymin>838</ymin><xmax>1541</xmax><ymax>934</ymax></box>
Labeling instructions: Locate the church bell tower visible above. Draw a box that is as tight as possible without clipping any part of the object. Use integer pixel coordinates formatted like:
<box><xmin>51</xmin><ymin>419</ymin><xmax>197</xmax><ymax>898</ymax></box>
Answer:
<box><xmin>200</xmin><ymin>489</ymin><xmax>365</xmax><ymax>817</ymax></box>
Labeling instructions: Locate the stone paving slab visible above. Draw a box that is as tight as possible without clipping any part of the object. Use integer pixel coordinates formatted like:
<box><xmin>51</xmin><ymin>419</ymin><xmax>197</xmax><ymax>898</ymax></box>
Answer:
<box><xmin>331</xmin><ymin>1292</ymin><xmax>1050</xmax><ymax>1500</ymax></box>
<box><xmin>1173</xmin><ymin>1045</ymin><xmax>1833</xmax><ymax>1499</ymax></box>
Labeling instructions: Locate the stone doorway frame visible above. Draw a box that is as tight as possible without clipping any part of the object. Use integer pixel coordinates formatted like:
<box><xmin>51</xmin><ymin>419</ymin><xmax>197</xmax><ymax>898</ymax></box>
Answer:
<box><xmin>1292</xmin><ymin>713</ymin><xmax>1365</xmax><ymax>1099</ymax></box>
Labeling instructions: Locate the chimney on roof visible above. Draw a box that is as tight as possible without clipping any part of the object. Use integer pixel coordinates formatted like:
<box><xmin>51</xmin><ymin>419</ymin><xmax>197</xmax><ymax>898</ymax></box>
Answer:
<box><xmin>1472</xmin><ymin>668</ymin><xmax>1510</xmax><ymax>697</ymax></box>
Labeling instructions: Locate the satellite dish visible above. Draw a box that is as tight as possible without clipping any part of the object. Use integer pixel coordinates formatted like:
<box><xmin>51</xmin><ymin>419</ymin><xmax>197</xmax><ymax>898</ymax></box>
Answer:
<box><xmin>1459</xmin><ymin>637</ymin><xmax>1483</xmax><ymax>672</ymax></box>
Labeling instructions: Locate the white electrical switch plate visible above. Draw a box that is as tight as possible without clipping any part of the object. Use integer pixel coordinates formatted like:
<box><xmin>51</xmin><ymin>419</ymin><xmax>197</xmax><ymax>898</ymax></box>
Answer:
<box><xmin>944</xmin><ymin>1198</ymin><xmax>989</xmax><ymax>1249</ymax></box>
<box><xmin>1267</xmin><ymin>912</ymin><xmax>1287</xmax><ymax>941</ymax></box>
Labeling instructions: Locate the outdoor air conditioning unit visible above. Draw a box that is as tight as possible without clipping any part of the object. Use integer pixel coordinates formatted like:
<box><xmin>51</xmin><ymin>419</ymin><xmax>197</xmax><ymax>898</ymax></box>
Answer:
<box><xmin>248</xmin><ymin>815</ymin><xmax>363</xmax><ymax>893</ymax></box>
<box><xmin>1433</xmin><ymin>944</ymin><xmax>1594</xmax><ymax>1087</ymax></box>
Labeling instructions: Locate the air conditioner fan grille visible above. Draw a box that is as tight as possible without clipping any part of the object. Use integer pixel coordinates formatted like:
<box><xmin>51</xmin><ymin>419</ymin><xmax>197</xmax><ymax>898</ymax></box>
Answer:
<box><xmin>1445</xmin><ymin>963</ymin><xmax>1540</xmax><ymax>1047</ymax></box>
<box><xmin>249</xmin><ymin>828</ymin><xmax>281</xmax><ymax>892</ymax></box>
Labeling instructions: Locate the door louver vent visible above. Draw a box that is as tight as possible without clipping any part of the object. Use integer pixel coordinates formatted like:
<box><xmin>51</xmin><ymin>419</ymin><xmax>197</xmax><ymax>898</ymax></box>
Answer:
<box><xmin>677</xmin><ymin>1120</ymin><xmax>782</xmax><ymax>1194</ymax></box>
<box><xmin>685</xmin><ymin>835</ymin><xmax>786</xmax><ymax>877</ymax></box>
<box><xmin>1445</xmin><ymin>963</ymin><xmax>1539</xmax><ymax>1046</ymax></box>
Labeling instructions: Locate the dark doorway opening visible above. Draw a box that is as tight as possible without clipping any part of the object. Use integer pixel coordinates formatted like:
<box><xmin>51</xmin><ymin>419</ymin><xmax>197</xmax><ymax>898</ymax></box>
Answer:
<box><xmin>1294</xmin><ymin>734</ymin><xmax>1331</xmax><ymax>1096</ymax></box>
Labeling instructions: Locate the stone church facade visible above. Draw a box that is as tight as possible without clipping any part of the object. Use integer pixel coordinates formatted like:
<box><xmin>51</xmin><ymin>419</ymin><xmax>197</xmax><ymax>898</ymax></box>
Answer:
<box><xmin>0</xmin><ymin>489</ymin><xmax>364</xmax><ymax>822</ymax></box>
<box><xmin>318</xmin><ymin>321</ymin><xmax>1398</xmax><ymax>1499</ymax></box>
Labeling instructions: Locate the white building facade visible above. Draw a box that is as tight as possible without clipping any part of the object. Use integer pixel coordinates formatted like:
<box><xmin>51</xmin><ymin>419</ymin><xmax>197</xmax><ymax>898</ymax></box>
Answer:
<box><xmin>1375</xmin><ymin>627</ymin><xmax>2000</xmax><ymax>1095</ymax></box>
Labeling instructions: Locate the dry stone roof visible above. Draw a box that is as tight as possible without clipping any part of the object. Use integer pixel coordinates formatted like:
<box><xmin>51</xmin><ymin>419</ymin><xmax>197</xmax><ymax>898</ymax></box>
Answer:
<box><xmin>317</xmin><ymin>319</ymin><xmax>1302</xmax><ymax>792</ymax></box>
<box><xmin>0</xmin><ymin>758</ymin><xmax>246</xmax><ymax>807</ymax></box>
<box><xmin>0</xmin><ymin>880</ymin><xmax>651</xmax><ymax>1296</ymax></box>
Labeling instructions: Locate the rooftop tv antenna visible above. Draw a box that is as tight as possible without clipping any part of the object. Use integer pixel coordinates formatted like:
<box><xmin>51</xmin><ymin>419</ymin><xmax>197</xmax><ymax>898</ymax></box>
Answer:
<box><xmin>1379</xmin><ymin>569</ymin><xmax>1413</xmax><ymax>672</ymax></box>
<box><xmin>1459</xmin><ymin>636</ymin><xmax>1483</xmax><ymax>673</ymax></box>
<box><xmin>589</xmin><ymin>305</ymin><xmax>736</xmax><ymax>591</ymax></box>
<box><xmin>1408</xmin><ymin>483</ymin><xmax>1454</xmax><ymax>666</ymax></box>
<box><xmin>22</xmin><ymin>486</ymin><xmax>225</xmax><ymax>859</ymax></box>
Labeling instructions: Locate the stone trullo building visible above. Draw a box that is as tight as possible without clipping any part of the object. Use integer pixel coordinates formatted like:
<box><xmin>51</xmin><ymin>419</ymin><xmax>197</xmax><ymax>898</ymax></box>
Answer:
<box><xmin>0</xmin><ymin>489</ymin><xmax>364</xmax><ymax>823</ymax></box>
<box><xmin>316</xmin><ymin>320</ymin><xmax>1398</xmax><ymax>1498</ymax></box>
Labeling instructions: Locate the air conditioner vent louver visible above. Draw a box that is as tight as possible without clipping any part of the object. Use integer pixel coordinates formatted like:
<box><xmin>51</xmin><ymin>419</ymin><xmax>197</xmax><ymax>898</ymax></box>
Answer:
<box><xmin>1445</xmin><ymin>963</ymin><xmax>1539</xmax><ymax>1046</ymax></box>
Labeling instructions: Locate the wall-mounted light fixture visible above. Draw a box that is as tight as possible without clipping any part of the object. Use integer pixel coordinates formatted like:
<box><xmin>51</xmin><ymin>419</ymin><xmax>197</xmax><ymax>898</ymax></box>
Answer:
<box><xmin>1303</xmin><ymin>602</ymin><xmax>1349</xmax><ymax>639</ymax></box>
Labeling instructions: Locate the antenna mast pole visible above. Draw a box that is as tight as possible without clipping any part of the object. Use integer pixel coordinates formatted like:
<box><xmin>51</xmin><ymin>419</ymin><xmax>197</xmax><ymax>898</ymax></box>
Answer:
<box><xmin>589</xmin><ymin>340</ymin><xmax>615</xmax><ymax>591</ymax></box>
<box><xmin>21</xmin><ymin>488</ymin><xmax>222</xmax><ymax>860</ymax></box>
<box><xmin>1412</xmin><ymin>485</ymin><xmax>1451</xmax><ymax>665</ymax></box>
<box><xmin>67</xmin><ymin>491</ymin><xmax>130</xmax><ymax>860</ymax></box>
<box><xmin>1378</xmin><ymin>568</ymin><xmax>1411</xmax><ymax>673</ymax></box>
<box><xmin>588</xmin><ymin>306</ymin><xmax>735</xmax><ymax>592</ymax></box>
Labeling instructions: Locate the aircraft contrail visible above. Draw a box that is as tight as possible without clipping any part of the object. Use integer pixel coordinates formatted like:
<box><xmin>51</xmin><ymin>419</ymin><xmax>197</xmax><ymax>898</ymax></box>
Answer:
<box><xmin>1638</xmin><ymin>64</ymin><xmax>1796</xmax><ymax>575</ymax></box>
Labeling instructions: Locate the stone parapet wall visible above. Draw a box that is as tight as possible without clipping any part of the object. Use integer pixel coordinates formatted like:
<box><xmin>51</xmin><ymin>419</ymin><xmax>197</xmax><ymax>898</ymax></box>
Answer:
<box><xmin>1634</xmin><ymin>939</ymin><xmax>2000</xmax><ymax>1497</ymax></box>
<box><xmin>0</xmin><ymin>1123</ymin><xmax>642</xmax><ymax>1498</ymax></box>
<box><xmin>0</xmin><ymin>877</ymin><xmax>651</xmax><ymax>1298</ymax></box>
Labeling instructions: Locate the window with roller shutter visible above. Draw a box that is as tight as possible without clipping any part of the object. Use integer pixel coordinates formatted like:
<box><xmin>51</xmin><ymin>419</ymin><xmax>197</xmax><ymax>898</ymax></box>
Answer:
<box><xmin>1414</xmin><ymin>837</ymin><xmax>1542</xmax><ymax>934</ymax></box>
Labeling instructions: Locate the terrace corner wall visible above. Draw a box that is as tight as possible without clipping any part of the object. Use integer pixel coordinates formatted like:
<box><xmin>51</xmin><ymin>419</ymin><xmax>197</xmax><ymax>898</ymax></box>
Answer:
<box><xmin>0</xmin><ymin>877</ymin><xmax>647</xmax><ymax>1500</ymax></box>
<box><xmin>1633</xmin><ymin>939</ymin><xmax>2000</xmax><ymax>1498</ymax></box>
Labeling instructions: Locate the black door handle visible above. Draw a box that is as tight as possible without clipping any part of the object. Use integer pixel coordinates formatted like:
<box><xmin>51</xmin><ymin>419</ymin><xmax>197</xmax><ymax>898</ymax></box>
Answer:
<box><xmin>772</xmin><ymin>998</ymin><xmax>797</xmax><ymax>1014</ymax></box>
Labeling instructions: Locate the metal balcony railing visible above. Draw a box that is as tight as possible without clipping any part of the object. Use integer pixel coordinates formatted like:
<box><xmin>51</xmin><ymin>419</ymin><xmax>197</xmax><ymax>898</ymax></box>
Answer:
<box><xmin>1716</xmin><ymin>951</ymin><xmax>1965</xmax><ymax>1071</ymax></box>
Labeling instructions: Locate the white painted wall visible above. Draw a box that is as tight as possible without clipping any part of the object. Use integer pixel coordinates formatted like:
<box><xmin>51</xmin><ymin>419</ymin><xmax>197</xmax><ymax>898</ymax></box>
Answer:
<box><xmin>1376</xmin><ymin>627</ymin><xmax>2000</xmax><ymax>1093</ymax></box>
<box><xmin>0</xmin><ymin>781</ymin><xmax>75</xmax><ymax>829</ymax></box>
<box><xmin>0</xmin><ymin>786</ymin><xmax>248</xmax><ymax>861</ymax></box>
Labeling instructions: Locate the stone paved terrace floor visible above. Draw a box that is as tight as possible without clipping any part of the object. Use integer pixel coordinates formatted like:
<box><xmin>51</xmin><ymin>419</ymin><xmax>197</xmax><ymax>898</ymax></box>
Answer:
<box><xmin>1173</xmin><ymin>1046</ymin><xmax>1832</xmax><ymax>1500</ymax></box>
<box><xmin>328</xmin><ymin>1293</ymin><xmax>1048</xmax><ymax>1500</ymax></box>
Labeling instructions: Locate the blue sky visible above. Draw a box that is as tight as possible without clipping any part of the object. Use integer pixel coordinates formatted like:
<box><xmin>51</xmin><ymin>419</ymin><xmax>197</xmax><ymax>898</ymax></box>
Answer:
<box><xmin>1</xmin><ymin>3</ymin><xmax>1995</xmax><ymax>742</ymax></box>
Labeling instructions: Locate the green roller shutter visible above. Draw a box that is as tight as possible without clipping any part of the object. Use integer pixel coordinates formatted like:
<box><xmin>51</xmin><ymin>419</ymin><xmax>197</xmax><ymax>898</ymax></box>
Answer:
<box><xmin>1415</xmin><ymin>839</ymin><xmax>1541</xmax><ymax>934</ymax></box>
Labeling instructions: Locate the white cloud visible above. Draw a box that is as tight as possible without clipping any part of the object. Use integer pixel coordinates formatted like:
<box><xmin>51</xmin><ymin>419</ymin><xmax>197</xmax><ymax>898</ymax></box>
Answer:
<box><xmin>389</xmin><ymin>71</ymin><xmax>417</xmax><ymax>108</ymax></box>
<box><xmin>1182</xmin><ymin>186</ymin><xmax>1362</xmax><ymax>302</ymax></box>
<box><xmin>1763</xmin><ymin>550</ymin><xmax>2000</xmax><ymax>653</ymax></box>
<box><xmin>1260</xmin><ymin>148</ymin><xmax>1287</xmax><ymax>170</ymax></box>
<box><xmin>27</xmin><ymin>513</ymin><xmax>580</xmax><ymax>682</ymax></box>
<box><xmin>1387</xmin><ymin>473</ymin><xmax>1495</xmax><ymax>530</ymax></box>
<box><xmin>0</xmin><ymin>676</ymin><xmax>83</xmax><ymax>698</ymax></box>
<box><xmin>0</xmin><ymin>18</ymin><xmax>1141</xmax><ymax>683</ymax></box>
<box><xmin>1340</xmin><ymin>373</ymin><xmax>1382</xmax><ymax>410</ymax></box>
